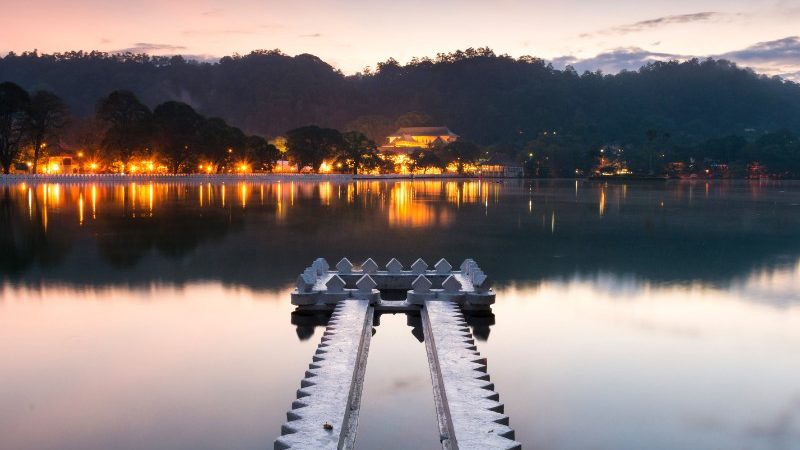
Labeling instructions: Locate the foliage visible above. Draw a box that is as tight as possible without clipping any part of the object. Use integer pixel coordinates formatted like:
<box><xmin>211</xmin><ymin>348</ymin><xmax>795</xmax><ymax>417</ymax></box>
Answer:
<box><xmin>338</xmin><ymin>131</ymin><xmax>378</xmax><ymax>174</ymax></box>
<box><xmin>246</xmin><ymin>135</ymin><xmax>281</xmax><ymax>172</ymax></box>
<box><xmin>153</xmin><ymin>101</ymin><xmax>203</xmax><ymax>173</ymax></box>
<box><xmin>96</xmin><ymin>90</ymin><xmax>152</xmax><ymax>169</ymax></box>
<box><xmin>442</xmin><ymin>141</ymin><xmax>481</xmax><ymax>174</ymax></box>
<box><xmin>25</xmin><ymin>91</ymin><xmax>69</xmax><ymax>173</ymax></box>
<box><xmin>285</xmin><ymin>125</ymin><xmax>343</xmax><ymax>171</ymax></box>
<box><xmin>0</xmin><ymin>82</ymin><xmax>30</xmax><ymax>174</ymax></box>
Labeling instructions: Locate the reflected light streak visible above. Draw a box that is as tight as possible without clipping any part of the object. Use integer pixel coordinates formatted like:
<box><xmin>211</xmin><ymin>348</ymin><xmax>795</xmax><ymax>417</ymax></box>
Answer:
<box><xmin>91</xmin><ymin>185</ymin><xmax>97</xmax><ymax>219</ymax></box>
<box><xmin>599</xmin><ymin>189</ymin><xmax>606</xmax><ymax>217</ymax></box>
<box><xmin>78</xmin><ymin>193</ymin><xmax>84</xmax><ymax>225</ymax></box>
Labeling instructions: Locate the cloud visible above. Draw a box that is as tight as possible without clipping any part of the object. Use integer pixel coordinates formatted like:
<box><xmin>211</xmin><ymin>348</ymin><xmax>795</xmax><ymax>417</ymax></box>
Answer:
<box><xmin>717</xmin><ymin>36</ymin><xmax>800</xmax><ymax>64</ymax></box>
<box><xmin>551</xmin><ymin>36</ymin><xmax>800</xmax><ymax>82</ymax></box>
<box><xmin>715</xmin><ymin>36</ymin><xmax>800</xmax><ymax>81</ymax></box>
<box><xmin>113</xmin><ymin>43</ymin><xmax>187</xmax><ymax>54</ymax></box>
<box><xmin>582</xmin><ymin>12</ymin><xmax>722</xmax><ymax>38</ymax></box>
<box><xmin>552</xmin><ymin>47</ymin><xmax>684</xmax><ymax>74</ymax></box>
<box><xmin>201</xmin><ymin>8</ymin><xmax>224</xmax><ymax>17</ymax></box>
<box><xmin>299</xmin><ymin>33</ymin><xmax>322</xmax><ymax>38</ymax></box>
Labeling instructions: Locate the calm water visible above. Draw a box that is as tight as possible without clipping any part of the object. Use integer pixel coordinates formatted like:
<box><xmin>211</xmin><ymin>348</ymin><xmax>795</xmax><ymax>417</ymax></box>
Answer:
<box><xmin>1</xmin><ymin>179</ymin><xmax>800</xmax><ymax>450</ymax></box>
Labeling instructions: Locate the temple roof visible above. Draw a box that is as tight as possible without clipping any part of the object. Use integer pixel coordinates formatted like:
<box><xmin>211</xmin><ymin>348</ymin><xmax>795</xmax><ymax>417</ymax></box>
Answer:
<box><xmin>389</xmin><ymin>127</ymin><xmax>458</xmax><ymax>138</ymax></box>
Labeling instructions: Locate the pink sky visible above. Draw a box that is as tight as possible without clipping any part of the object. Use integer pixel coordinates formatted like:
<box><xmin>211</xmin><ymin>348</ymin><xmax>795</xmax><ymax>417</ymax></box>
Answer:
<box><xmin>2</xmin><ymin>0</ymin><xmax>800</xmax><ymax>79</ymax></box>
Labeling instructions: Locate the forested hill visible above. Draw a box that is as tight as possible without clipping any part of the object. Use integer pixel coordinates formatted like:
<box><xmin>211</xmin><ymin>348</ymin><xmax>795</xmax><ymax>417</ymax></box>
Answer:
<box><xmin>2</xmin><ymin>48</ymin><xmax>800</xmax><ymax>146</ymax></box>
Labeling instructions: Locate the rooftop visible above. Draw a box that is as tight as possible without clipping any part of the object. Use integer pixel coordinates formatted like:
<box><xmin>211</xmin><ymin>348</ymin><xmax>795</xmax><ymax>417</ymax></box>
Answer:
<box><xmin>388</xmin><ymin>127</ymin><xmax>458</xmax><ymax>137</ymax></box>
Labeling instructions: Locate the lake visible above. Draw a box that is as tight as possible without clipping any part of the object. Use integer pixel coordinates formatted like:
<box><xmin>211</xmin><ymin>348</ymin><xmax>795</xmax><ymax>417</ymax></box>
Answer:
<box><xmin>1</xmin><ymin>178</ymin><xmax>800</xmax><ymax>450</ymax></box>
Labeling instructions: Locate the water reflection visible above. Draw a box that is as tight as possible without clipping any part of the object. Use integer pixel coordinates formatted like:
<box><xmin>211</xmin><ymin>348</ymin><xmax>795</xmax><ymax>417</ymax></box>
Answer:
<box><xmin>2</xmin><ymin>178</ymin><xmax>800</xmax><ymax>449</ymax></box>
<box><xmin>1</xmin><ymin>179</ymin><xmax>800</xmax><ymax>289</ymax></box>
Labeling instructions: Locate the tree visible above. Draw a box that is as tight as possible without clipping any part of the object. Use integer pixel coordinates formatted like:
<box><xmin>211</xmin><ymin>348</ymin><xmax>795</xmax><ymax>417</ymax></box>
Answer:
<box><xmin>443</xmin><ymin>141</ymin><xmax>481</xmax><ymax>174</ymax></box>
<box><xmin>96</xmin><ymin>91</ymin><xmax>152</xmax><ymax>171</ymax></box>
<box><xmin>339</xmin><ymin>131</ymin><xmax>378</xmax><ymax>174</ymax></box>
<box><xmin>25</xmin><ymin>91</ymin><xmax>69</xmax><ymax>173</ymax></box>
<box><xmin>409</xmin><ymin>150</ymin><xmax>444</xmax><ymax>174</ymax></box>
<box><xmin>0</xmin><ymin>82</ymin><xmax>30</xmax><ymax>174</ymax></box>
<box><xmin>286</xmin><ymin>125</ymin><xmax>343</xmax><ymax>172</ymax></box>
<box><xmin>153</xmin><ymin>101</ymin><xmax>203</xmax><ymax>173</ymax></box>
<box><xmin>200</xmin><ymin>117</ymin><xmax>246</xmax><ymax>172</ymax></box>
<box><xmin>246</xmin><ymin>135</ymin><xmax>280</xmax><ymax>172</ymax></box>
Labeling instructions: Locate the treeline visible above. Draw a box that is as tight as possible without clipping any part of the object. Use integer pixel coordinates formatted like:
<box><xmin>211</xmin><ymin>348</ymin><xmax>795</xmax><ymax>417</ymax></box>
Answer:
<box><xmin>0</xmin><ymin>82</ymin><xmax>280</xmax><ymax>174</ymax></box>
<box><xmin>3</xmin><ymin>48</ymin><xmax>800</xmax><ymax>175</ymax></box>
<box><xmin>3</xmin><ymin>49</ymin><xmax>799</xmax><ymax>142</ymax></box>
<box><xmin>0</xmin><ymin>81</ymin><xmax>487</xmax><ymax>174</ymax></box>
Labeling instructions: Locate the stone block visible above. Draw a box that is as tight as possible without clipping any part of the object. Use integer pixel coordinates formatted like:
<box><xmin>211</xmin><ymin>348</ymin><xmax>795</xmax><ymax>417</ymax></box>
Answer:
<box><xmin>326</xmin><ymin>275</ymin><xmax>346</xmax><ymax>293</ymax></box>
<box><xmin>386</xmin><ymin>258</ymin><xmax>403</xmax><ymax>274</ymax></box>
<box><xmin>411</xmin><ymin>258</ymin><xmax>428</xmax><ymax>274</ymax></box>
<box><xmin>356</xmin><ymin>274</ymin><xmax>378</xmax><ymax>292</ymax></box>
<box><xmin>336</xmin><ymin>258</ymin><xmax>353</xmax><ymax>274</ymax></box>
<box><xmin>434</xmin><ymin>258</ymin><xmax>452</xmax><ymax>274</ymax></box>
<box><xmin>442</xmin><ymin>275</ymin><xmax>462</xmax><ymax>293</ymax></box>
<box><xmin>412</xmin><ymin>274</ymin><xmax>432</xmax><ymax>293</ymax></box>
<box><xmin>361</xmin><ymin>258</ymin><xmax>379</xmax><ymax>274</ymax></box>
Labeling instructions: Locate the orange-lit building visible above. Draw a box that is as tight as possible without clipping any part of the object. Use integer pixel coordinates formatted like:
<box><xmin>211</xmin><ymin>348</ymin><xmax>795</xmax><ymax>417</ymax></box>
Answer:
<box><xmin>383</xmin><ymin>127</ymin><xmax>459</xmax><ymax>152</ymax></box>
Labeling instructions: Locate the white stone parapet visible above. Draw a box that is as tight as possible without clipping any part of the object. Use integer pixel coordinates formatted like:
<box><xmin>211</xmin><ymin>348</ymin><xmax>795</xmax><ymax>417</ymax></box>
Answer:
<box><xmin>281</xmin><ymin>258</ymin><xmax>514</xmax><ymax>450</ymax></box>
<box><xmin>423</xmin><ymin>300</ymin><xmax>520</xmax><ymax>450</ymax></box>
<box><xmin>291</xmin><ymin>257</ymin><xmax>495</xmax><ymax>309</ymax></box>
<box><xmin>275</xmin><ymin>300</ymin><xmax>373</xmax><ymax>450</ymax></box>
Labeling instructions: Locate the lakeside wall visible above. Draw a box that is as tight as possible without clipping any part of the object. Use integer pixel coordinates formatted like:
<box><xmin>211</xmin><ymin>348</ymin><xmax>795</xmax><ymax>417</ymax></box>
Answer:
<box><xmin>0</xmin><ymin>173</ymin><xmax>494</xmax><ymax>185</ymax></box>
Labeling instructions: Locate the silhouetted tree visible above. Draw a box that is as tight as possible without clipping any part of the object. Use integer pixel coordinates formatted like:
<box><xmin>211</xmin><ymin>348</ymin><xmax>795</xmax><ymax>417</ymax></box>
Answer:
<box><xmin>246</xmin><ymin>135</ymin><xmax>280</xmax><ymax>172</ymax></box>
<box><xmin>409</xmin><ymin>149</ymin><xmax>445</xmax><ymax>174</ymax></box>
<box><xmin>96</xmin><ymin>91</ymin><xmax>152</xmax><ymax>171</ymax></box>
<box><xmin>443</xmin><ymin>141</ymin><xmax>481</xmax><ymax>174</ymax></box>
<box><xmin>25</xmin><ymin>90</ymin><xmax>69</xmax><ymax>173</ymax></box>
<box><xmin>286</xmin><ymin>125</ymin><xmax>343</xmax><ymax>171</ymax></box>
<box><xmin>200</xmin><ymin>117</ymin><xmax>246</xmax><ymax>172</ymax></box>
<box><xmin>153</xmin><ymin>101</ymin><xmax>203</xmax><ymax>173</ymax></box>
<box><xmin>339</xmin><ymin>131</ymin><xmax>378</xmax><ymax>174</ymax></box>
<box><xmin>0</xmin><ymin>82</ymin><xmax>30</xmax><ymax>174</ymax></box>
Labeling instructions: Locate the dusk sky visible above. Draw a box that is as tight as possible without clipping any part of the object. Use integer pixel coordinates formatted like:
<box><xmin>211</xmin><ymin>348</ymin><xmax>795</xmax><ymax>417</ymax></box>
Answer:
<box><xmin>2</xmin><ymin>0</ymin><xmax>800</xmax><ymax>80</ymax></box>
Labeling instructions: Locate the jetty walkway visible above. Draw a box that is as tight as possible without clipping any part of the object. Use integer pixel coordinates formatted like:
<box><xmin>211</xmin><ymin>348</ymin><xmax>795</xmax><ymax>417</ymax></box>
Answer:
<box><xmin>275</xmin><ymin>258</ymin><xmax>520</xmax><ymax>450</ymax></box>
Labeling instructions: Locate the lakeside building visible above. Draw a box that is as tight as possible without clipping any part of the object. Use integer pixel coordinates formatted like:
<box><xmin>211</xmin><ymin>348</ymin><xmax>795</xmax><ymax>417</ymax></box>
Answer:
<box><xmin>382</xmin><ymin>127</ymin><xmax>459</xmax><ymax>152</ymax></box>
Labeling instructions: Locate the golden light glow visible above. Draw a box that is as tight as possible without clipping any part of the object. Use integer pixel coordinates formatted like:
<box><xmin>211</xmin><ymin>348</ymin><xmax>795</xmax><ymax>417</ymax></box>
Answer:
<box><xmin>318</xmin><ymin>161</ymin><xmax>333</xmax><ymax>174</ymax></box>
<box><xmin>319</xmin><ymin>182</ymin><xmax>332</xmax><ymax>205</ymax></box>
<box><xmin>91</xmin><ymin>185</ymin><xmax>97</xmax><ymax>219</ymax></box>
<box><xmin>240</xmin><ymin>184</ymin><xmax>248</xmax><ymax>208</ymax></box>
<box><xmin>388</xmin><ymin>182</ymin><xmax>452</xmax><ymax>228</ymax></box>
<box><xmin>599</xmin><ymin>188</ymin><xmax>606</xmax><ymax>217</ymax></box>
<box><xmin>78</xmin><ymin>193</ymin><xmax>84</xmax><ymax>225</ymax></box>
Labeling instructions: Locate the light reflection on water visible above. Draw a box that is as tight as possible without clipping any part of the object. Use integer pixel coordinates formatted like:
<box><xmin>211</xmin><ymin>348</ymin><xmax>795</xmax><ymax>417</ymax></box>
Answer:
<box><xmin>1</xmin><ymin>179</ymin><xmax>800</xmax><ymax>449</ymax></box>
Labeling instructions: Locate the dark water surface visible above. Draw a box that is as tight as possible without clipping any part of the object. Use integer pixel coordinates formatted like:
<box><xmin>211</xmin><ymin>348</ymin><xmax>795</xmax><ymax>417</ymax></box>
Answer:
<box><xmin>1</xmin><ymin>179</ymin><xmax>800</xmax><ymax>450</ymax></box>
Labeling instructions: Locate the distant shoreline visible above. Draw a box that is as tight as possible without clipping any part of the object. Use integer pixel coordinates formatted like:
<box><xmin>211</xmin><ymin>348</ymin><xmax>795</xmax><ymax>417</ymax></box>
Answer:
<box><xmin>1</xmin><ymin>174</ymin><xmax>796</xmax><ymax>184</ymax></box>
<box><xmin>0</xmin><ymin>173</ymin><xmax>502</xmax><ymax>184</ymax></box>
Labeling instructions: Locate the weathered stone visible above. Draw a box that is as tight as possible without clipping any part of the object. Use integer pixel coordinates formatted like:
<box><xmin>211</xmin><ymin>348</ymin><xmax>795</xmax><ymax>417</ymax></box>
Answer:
<box><xmin>361</xmin><ymin>258</ymin><xmax>379</xmax><ymax>274</ymax></box>
<box><xmin>386</xmin><ymin>258</ymin><xmax>403</xmax><ymax>274</ymax></box>
<box><xmin>275</xmin><ymin>301</ymin><xmax>373</xmax><ymax>450</ymax></box>
<box><xmin>435</xmin><ymin>258</ymin><xmax>452</xmax><ymax>274</ymax></box>
<box><xmin>442</xmin><ymin>275</ymin><xmax>462</xmax><ymax>293</ymax></box>
<box><xmin>356</xmin><ymin>274</ymin><xmax>378</xmax><ymax>292</ymax></box>
<box><xmin>423</xmin><ymin>300</ymin><xmax>520</xmax><ymax>450</ymax></box>
<box><xmin>411</xmin><ymin>258</ymin><xmax>428</xmax><ymax>274</ymax></box>
<box><xmin>336</xmin><ymin>258</ymin><xmax>353</xmax><ymax>274</ymax></box>
<box><xmin>472</xmin><ymin>272</ymin><xmax>492</xmax><ymax>292</ymax></box>
<box><xmin>325</xmin><ymin>274</ymin><xmax>346</xmax><ymax>293</ymax></box>
<box><xmin>412</xmin><ymin>274</ymin><xmax>433</xmax><ymax>293</ymax></box>
<box><xmin>312</xmin><ymin>258</ymin><xmax>330</xmax><ymax>275</ymax></box>
<box><xmin>296</xmin><ymin>274</ymin><xmax>315</xmax><ymax>293</ymax></box>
